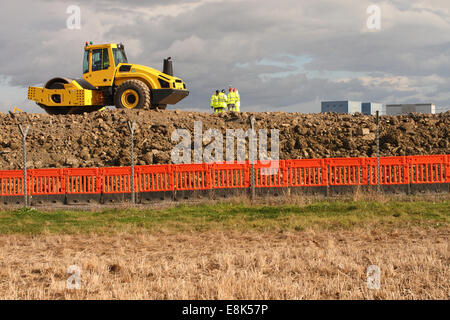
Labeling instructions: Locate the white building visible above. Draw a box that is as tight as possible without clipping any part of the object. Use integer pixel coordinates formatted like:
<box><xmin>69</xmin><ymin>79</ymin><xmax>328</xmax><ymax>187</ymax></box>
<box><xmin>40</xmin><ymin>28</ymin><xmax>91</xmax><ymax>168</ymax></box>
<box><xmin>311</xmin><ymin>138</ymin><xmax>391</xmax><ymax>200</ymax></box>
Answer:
<box><xmin>321</xmin><ymin>100</ymin><xmax>383</xmax><ymax>115</ymax></box>
<box><xmin>321</xmin><ymin>101</ymin><xmax>361</xmax><ymax>114</ymax></box>
<box><xmin>361</xmin><ymin>102</ymin><xmax>382</xmax><ymax>115</ymax></box>
<box><xmin>385</xmin><ymin>103</ymin><xmax>435</xmax><ymax>115</ymax></box>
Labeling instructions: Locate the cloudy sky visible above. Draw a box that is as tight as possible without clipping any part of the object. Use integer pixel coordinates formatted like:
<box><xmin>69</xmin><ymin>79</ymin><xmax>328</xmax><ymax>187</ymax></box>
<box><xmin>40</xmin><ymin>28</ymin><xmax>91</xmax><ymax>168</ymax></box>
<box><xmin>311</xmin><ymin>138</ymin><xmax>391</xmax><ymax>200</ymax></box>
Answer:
<box><xmin>1</xmin><ymin>0</ymin><xmax>450</xmax><ymax>113</ymax></box>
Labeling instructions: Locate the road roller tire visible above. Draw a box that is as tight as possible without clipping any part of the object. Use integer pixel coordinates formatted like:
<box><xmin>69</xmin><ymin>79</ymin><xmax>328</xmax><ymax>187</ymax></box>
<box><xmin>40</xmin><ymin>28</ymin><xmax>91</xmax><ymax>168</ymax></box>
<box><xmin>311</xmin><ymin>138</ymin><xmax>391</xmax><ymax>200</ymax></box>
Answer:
<box><xmin>114</xmin><ymin>80</ymin><xmax>150</xmax><ymax>110</ymax></box>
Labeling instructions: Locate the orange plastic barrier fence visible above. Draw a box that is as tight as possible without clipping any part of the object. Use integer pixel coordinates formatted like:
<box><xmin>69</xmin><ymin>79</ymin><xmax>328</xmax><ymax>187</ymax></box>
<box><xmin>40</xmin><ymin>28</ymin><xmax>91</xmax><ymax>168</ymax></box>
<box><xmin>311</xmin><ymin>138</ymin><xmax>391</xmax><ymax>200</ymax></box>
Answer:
<box><xmin>29</xmin><ymin>169</ymin><xmax>64</xmax><ymax>195</ymax></box>
<box><xmin>327</xmin><ymin>157</ymin><xmax>367</xmax><ymax>185</ymax></box>
<box><xmin>137</xmin><ymin>165</ymin><xmax>173</xmax><ymax>192</ymax></box>
<box><xmin>210</xmin><ymin>162</ymin><xmax>250</xmax><ymax>189</ymax></box>
<box><xmin>367</xmin><ymin>156</ymin><xmax>408</xmax><ymax>185</ymax></box>
<box><xmin>286</xmin><ymin>159</ymin><xmax>327</xmax><ymax>187</ymax></box>
<box><xmin>0</xmin><ymin>170</ymin><xmax>24</xmax><ymax>196</ymax></box>
<box><xmin>174</xmin><ymin>164</ymin><xmax>209</xmax><ymax>190</ymax></box>
<box><xmin>0</xmin><ymin>155</ymin><xmax>448</xmax><ymax>197</ymax></box>
<box><xmin>65</xmin><ymin>168</ymin><xmax>100</xmax><ymax>194</ymax></box>
<box><xmin>254</xmin><ymin>160</ymin><xmax>288</xmax><ymax>188</ymax></box>
<box><xmin>101</xmin><ymin>167</ymin><xmax>133</xmax><ymax>194</ymax></box>
<box><xmin>408</xmin><ymin>155</ymin><xmax>448</xmax><ymax>184</ymax></box>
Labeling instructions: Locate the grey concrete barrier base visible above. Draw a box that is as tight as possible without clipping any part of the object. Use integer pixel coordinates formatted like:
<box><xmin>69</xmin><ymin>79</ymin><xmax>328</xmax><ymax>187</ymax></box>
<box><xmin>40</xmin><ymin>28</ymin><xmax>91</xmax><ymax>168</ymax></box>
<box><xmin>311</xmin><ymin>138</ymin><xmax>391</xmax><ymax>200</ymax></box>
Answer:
<box><xmin>289</xmin><ymin>186</ymin><xmax>328</xmax><ymax>197</ymax></box>
<box><xmin>325</xmin><ymin>185</ymin><xmax>356</xmax><ymax>196</ymax></box>
<box><xmin>139</xmin><ymin>191</ymin><xmax>173</xmax><ymax>203</ymax></box>
<box><xmin>209</xmin><ymin>188</ymin><xmax>249</xmax><ymax>199</ymax></box>
<box><xmin>328</xmin><ymin>184</ymin><xmax>410</xmax><ymax>196</ymax></box>
<box><xmin>171</xmin><ymin>188</ymin><xmax>251</xmax><ymax>201</ymax></box>
<box><xmin>66</xmin><ymin>193</ymin><xmax>101</xmax><ymax>205</ymax></box>
<box><xmin>102</xmin><ymin>193</ymin><xmax>133</xmax><ymax>204</ymax></box>
<box><xmin>378</xmin><ymin>184</ymin><xmax>410</xmax><ymax>194</ymax></box>
<box><xmin>0</xmin><ymin>196</ymin><xmax>27</xmax><ymax>206</ymax></box>
<box><xmin>31</xmin><ymin>194</ymin><xmax>66</xmax><ymax>206</ymax></box>
<box><xmin>410</xmin><ymin>183</ymin><xmax>449</xmax><ymax>194</ymax></box>
<box><xmin>254</xmin><ymin>187</ymin><xmax>290</xmax><ymax>198</ymax></box>
<box><xmin>173</xmin><ymin>189</ymin><xmax>212</xmax><ymax>201</ymax></box>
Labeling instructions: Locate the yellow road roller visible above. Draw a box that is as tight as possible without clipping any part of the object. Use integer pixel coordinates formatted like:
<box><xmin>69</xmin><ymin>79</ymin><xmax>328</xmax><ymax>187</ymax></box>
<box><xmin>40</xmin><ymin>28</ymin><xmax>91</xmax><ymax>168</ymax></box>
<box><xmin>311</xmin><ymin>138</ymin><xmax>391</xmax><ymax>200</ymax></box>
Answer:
<box><xmin>28</xmin><ymin>42</ymin><xmax>189</xmax><ymax>114</ymax></box>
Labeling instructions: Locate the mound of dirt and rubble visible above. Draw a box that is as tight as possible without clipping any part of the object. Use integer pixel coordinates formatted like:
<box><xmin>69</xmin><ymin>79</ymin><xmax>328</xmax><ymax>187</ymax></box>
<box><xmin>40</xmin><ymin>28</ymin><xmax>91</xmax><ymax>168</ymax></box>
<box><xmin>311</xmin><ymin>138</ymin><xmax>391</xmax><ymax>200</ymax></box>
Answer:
<box><xmin>0</xmin><ymin>110</ymin><xmax>448</xmax><ymax>169</ymax></box>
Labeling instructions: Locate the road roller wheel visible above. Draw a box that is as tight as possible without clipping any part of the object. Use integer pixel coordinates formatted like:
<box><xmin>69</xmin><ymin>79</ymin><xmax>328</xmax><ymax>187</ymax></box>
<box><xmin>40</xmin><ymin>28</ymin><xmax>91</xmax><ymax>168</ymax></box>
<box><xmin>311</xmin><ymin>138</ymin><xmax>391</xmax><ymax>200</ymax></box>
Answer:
<box><xmin>36</xmin><ymin>78</ymin><xmax>104</xmax><ymax>115</ymax></box>
<box><xmin>36</xmin><ymin>79</ymin><xmax>72</xmax><ymax>115</ymax></box>
<box><xmin>114</xmin><ymin>79</ymin><xmax>150</xmax><ymax>109</ymax></box>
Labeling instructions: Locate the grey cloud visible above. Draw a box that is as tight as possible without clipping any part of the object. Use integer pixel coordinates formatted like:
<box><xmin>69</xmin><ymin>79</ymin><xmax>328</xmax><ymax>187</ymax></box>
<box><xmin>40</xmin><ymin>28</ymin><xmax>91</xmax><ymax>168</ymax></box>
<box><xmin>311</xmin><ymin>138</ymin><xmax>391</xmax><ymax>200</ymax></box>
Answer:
<box><xmin>1</xmin><ymin>0</ymin><xmax>450</xmax><ymax>113</ymax></box>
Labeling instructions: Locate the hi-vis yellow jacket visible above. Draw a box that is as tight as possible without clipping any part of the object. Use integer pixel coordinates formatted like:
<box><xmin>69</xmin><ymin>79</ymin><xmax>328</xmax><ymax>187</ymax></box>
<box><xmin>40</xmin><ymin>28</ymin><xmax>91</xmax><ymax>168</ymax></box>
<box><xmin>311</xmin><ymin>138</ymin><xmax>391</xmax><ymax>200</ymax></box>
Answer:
<box><xmin>235</xmin><ymin>90</ymin><xmax>240</xmax><ymax>111</ymax></box>
<box><xmin>218</xmin><ymin>92</ymin><xmax>228</xmax><ymax>108</ymax></box>
<box><xmin>227</xmin><ymin>91</ymin><xmax>237</xmax><ymax>105</ymax></box>
<box><xmin>210</xmin><ymin>94</ymin><xmax>219</xmax><ymax>108</ymax></box>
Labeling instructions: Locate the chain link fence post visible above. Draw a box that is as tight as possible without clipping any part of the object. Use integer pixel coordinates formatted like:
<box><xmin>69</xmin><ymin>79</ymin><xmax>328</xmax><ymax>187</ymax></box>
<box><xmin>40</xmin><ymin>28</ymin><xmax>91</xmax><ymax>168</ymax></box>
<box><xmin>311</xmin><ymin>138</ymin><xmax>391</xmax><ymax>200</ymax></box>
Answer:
<box><xmin>250</xmin><ymin>117</ymin><xmax>256</xmax><ymax>201</ymax></box>
<box><xmin>127</xmin><ymin>121</ymin><xmax>136</xmax><ymax>204</ymax></box>
<box><xmin>18</xmin><ymin>124</ymin><xmax>30</xmax><ymax>207</ymax></box>
<box><xmin>376</xmin><ymin>111</ymin><xmax>380</xmax><ymax>193</ymax></box>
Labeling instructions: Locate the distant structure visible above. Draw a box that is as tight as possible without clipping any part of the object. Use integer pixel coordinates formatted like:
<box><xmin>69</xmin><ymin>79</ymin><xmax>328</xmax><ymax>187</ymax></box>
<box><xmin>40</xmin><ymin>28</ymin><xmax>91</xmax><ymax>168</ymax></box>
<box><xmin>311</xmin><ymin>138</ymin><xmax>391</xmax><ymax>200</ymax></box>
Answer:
<box><xmin>385</xmin><ymin>103</ymin><xmax>435</xmax><ymax>115</ymax></box>
<box><xmin>321</xmin><ymin>100</ymin><xmax>382</xmax><ymax>115</ymax></box>
<box><xmin>361</xmin><ymin>102</ymin><xmax>382</xmax><ymax>115</ymax></box>
<box><xmin>321</xmin><ymin>101</ymin><xmax>361</xmax><ymax>114</ymax></box>
<box><xmin>436</xmin><ymin>106</ymin><xmax>450</xmax><ymax>113</ymax></box>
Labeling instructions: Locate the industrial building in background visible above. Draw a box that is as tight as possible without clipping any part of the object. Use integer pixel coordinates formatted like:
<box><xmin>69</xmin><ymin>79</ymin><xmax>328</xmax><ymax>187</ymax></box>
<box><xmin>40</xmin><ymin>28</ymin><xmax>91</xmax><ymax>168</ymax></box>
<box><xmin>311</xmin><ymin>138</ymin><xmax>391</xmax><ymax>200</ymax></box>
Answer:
<box><xmin>321</xmin><ymin>100</ymin><xmax>381</xmax><ymax>115</ymax></box>
<box><xmin>385</xmin><ymin>103</ymin><xmax>436</xmax><ymax>115</ymax></box>
<box><xmin>361</xmin><ymin>102</ymin><xmax>382</xmax><ymax>115</ymax></box>
<box><xmin>321</xmin><ymin>101</ymin><xmax>362</xmax><ymax>114</ymax></box>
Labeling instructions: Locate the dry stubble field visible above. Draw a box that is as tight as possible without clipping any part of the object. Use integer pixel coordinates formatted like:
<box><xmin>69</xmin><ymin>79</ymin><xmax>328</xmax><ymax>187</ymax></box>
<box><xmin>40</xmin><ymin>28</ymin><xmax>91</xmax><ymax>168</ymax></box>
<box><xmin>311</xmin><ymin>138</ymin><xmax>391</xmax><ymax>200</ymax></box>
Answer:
<box><xmin>0</xmin><ymin>199</ymin><xmax>448</xmax><ymax>299</ymax></box>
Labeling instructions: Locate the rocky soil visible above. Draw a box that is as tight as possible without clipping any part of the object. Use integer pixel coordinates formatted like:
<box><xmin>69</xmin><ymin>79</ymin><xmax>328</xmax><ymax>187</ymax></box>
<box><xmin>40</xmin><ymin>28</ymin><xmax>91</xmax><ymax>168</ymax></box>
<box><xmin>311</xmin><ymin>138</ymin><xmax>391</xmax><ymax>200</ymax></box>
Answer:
<box><xmin>0</xmin><ymin>110</ymin><xmax>448</xmax><ymax>169</ymax></box>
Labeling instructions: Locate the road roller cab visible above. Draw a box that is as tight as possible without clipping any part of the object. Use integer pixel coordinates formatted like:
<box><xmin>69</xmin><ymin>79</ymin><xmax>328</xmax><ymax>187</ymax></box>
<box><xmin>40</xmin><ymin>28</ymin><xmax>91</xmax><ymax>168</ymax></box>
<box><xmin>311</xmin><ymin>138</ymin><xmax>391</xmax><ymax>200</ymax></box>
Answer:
<box><xmin>28</xmin><ymin>42</ymin><xmax>189</xmax><ymax>114</ymax></box>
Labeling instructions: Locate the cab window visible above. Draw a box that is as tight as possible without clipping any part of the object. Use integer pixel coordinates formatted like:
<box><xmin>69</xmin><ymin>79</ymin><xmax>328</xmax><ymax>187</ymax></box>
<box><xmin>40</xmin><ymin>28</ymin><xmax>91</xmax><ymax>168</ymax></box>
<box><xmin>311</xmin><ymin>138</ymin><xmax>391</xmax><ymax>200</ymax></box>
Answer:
<box><xmin>83</xmin><ymin>51</ymin><xmax>89</xmax><ymax>74</ymax></box>
<box><xmin>113</xmin><ymin>48</ymin><xmax>128</xmax><ymax>66</ymax></box>
<box><xmin>92</xmin><ymin>48</ymin><xmax>110</xmax><ymax>71</ymax></box>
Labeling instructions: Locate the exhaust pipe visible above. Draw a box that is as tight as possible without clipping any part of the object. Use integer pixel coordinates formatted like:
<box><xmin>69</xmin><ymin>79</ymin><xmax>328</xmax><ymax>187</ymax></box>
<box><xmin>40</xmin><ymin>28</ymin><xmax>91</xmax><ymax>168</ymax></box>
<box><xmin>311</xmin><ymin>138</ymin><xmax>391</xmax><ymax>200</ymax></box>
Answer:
<box><xmin>163</xmin><ymin>57</ymin><xmax>173</xmax><ymax>76</ymax></box>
